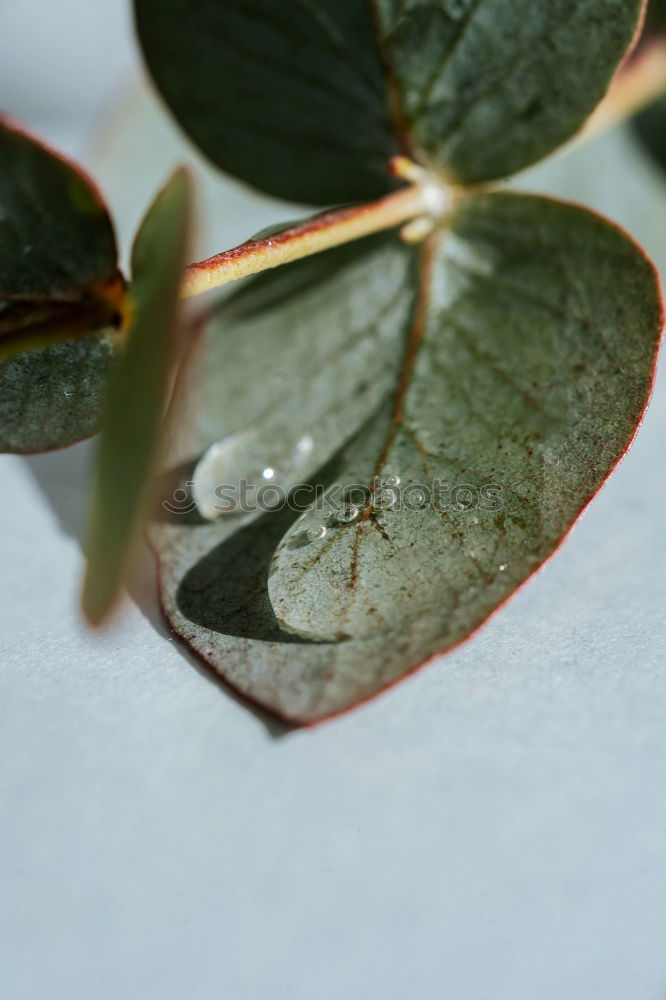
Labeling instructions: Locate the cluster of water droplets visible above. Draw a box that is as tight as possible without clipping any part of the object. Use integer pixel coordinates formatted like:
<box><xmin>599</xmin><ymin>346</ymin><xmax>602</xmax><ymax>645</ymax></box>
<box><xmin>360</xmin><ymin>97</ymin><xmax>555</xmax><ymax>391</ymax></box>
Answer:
<box><xmin>299</xmin><ymin>474</ymin><xmax>402</xmax><ymax>547</ymax></box>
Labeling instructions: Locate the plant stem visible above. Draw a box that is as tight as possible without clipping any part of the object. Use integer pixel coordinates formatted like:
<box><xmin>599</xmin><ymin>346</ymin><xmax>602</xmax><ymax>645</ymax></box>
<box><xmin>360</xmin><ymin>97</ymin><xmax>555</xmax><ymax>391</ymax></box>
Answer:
<box><xmin>180</xmin><ymin>162</ymin><xmax>451</xmax><ymax>299</ymax></box>
<box><xmin>180</xmin><ymin>38</ymin><xmax>666</xmax><ymax>304</ymax></box>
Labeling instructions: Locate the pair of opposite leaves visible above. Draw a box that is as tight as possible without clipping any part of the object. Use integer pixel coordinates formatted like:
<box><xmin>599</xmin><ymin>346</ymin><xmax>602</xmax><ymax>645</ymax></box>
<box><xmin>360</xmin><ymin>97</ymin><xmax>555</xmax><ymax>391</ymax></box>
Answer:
<box><xmin>0</xmin><ymin>0</ymin><xmax>663</xmax><ymax>723</ymax></box>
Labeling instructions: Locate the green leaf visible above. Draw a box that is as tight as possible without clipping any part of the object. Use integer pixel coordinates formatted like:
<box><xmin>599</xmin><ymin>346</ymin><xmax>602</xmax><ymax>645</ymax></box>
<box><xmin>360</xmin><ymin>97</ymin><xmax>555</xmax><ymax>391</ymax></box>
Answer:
<box><xmin>645</xmin><ymin>0</ymin><xmax>666</xmax><ymax>34</ymax></box>
<box><xmin>0</xmin><ymin>336</ymin><xmax>118</xmax><ymax>454</ymax></box>
<box><xmin>375</xmin><ymin>0</ymin><xmax>645</xmax><ymax>185</ymax></box>
<box><xmin>134</xmin><ymin>0</ymin><xmax>644</xmax><ymax>203</ymax></box>
<box><xmin>627</xmin><ymin>1</ymin><xmax>666</xmax><ymax>174</ymax></box>
<box><xmin>134</xmin><ymin>0</ymin><xmax>401</xmax><ymax>205</ymax></box>
<box><xmin>150</xmin><ymin>194</ymin><xmax>662</xmax><ymax>723</ymax></box>
<box><xmin>0</xmin><ymin>117</ymin><xmax>123</xmax><ymax>453</ymax></box>
<box><xmin>633</xmin><ymin>94</ymin><xmax>666</xmax><ymax>173</ymax></box>
<box><xmin>82</xmin><ymin>169</ymin><xmax>192</xmax><ymax>626</ymax></box>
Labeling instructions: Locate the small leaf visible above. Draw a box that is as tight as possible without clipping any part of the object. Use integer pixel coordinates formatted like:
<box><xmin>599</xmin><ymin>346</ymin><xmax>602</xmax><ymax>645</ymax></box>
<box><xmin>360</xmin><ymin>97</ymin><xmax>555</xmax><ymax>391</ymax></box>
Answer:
<box><xmin>150</xmin><ymin>195</ymin><xmax>662</xmax><ymax>722</ymax></box>
<box><xmin>134</xmin><ymin>0</ymin><xmax>645</xmax><ymax>203</ymax></box>
<box><xmin>82</xmin><ymin>169</ymin><xmax>192</xmax><ymax>626</ymax></box>
<box><xmin>0</xmin><ymin>117</ymin><xmax>123</xmax><ymax>453</ymax></box>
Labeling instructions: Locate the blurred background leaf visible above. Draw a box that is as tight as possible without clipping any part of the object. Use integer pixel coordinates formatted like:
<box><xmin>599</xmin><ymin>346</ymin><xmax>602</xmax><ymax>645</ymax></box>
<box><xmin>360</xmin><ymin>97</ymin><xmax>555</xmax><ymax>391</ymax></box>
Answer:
<box><xmin>82</xmin><ymin>168</ymin><xmax>191</xmax><ymax>625</ymax></box>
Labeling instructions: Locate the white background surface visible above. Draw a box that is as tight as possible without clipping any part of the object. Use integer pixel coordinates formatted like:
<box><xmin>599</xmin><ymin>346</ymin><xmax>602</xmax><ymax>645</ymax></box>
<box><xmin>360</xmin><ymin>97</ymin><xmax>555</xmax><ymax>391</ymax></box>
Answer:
<box><xmin>1</xmin><ymin>4</ymin><xmax>666</xmax><ymax>998</ymax></box>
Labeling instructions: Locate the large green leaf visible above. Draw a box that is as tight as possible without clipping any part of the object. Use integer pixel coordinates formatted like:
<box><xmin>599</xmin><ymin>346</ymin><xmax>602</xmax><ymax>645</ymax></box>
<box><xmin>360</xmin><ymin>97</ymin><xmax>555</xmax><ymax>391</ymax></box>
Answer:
<box><xmin>0</xmin><ymin>118</ymin><xmax>123</xmax><ymax>453</ymax></box>
<box><xmin>135</xmin><ymin>0</ymin><xmax>401</xmax><ymax>205</ymax></box>
<box><xmin>374</xmin><ymin>0</ymin><xmax>645</xmax><ymax>185</ymax></box>
<box><xmin>82</xmin><ymin>169</ymin><xmax>191</xmax><ymax>626</ymax></box>
<box><xmin>150</xmin><ymin>193</ymin><xmax>662</xmax><ymax>723</ymax></box>
<box><xmin>134</xmin><ymin>0</ymin><xmax>644</xmax><ymax>204</ymax></box>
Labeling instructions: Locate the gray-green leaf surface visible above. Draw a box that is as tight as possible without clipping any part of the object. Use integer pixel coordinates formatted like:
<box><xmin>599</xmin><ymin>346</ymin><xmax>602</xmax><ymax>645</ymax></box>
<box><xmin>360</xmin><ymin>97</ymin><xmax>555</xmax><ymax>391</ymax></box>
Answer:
<box><xmin>151</xmin><ymin>193</ymin><xmax>662</xmax><ymax>723</ymax></box>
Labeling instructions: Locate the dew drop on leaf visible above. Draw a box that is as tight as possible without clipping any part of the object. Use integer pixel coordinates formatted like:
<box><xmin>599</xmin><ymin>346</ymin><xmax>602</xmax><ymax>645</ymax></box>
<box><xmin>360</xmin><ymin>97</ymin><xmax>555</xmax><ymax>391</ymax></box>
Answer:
<box><xmin>295</xmin><ymin>435</ymin><xmax>314</xmax><ymax>457</ymax></box>
<box><xmin>409</xmin><ymin>488</ymin><xmax>428</xmax><ymax>508</ymax></box>
<box><xmin>374</xmin><ymin>474</ymin><xmax>401</xmax><ymax>489</ymax></box>
<box><xmin>336</xmin><ymin>504</ymin><xmax>361</xmax><ymax>524</ymax></box>
<box><xmin>192</xmin><ymin>426</ymin><xmax>317</xmax><ymax>519</ymax></box>
<box><xmin>372</xmin><ymin>487</ymin><xmax>398</xmax><ymax>511</ymax></box>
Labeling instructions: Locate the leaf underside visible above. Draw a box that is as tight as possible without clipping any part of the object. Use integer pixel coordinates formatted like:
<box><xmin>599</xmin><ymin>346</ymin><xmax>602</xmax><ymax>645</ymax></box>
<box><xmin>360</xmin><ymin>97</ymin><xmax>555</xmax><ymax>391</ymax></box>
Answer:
<box><xmin>151</xmin><ymin>193</ymin><xmax>662</xmax><ymax>723</ymax></box>
<box><xmin>0</xmin><ymin>118</ymin><xmax>121</xmax><ymax>453</ymax></box>
<box><xmin>83</xmin><ymin>169</ymin><xmax>191</xmax><ymax>625</ymax></box>
<box><xmin>135</xmin><ymin>0</ymin><xmax>644</xmax><ymax>204</ymax></box>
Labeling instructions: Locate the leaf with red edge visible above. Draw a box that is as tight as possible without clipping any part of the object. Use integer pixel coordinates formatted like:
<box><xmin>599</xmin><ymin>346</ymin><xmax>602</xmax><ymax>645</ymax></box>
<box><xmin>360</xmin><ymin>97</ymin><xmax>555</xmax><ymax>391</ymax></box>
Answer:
<box><xmin>150</xmin><ymin>194</ymin><xmax>662</xmax><ymax>723</ymax></box>
<box><xmin>0</xmin><ymin>117</ymin><xmax>124</xmax><ymax>453</ymax></box>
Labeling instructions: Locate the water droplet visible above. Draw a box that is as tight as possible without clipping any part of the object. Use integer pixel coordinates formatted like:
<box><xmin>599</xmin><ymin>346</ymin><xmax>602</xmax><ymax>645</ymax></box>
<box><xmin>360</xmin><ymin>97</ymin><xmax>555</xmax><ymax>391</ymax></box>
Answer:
<box><xmin>377</xmin><ymin>474</ymin><xmax>401</xmax><ymax>488</ymax></box>
<box><xmin>306</xmin><ymin>525</ymin><xmax>327</xmax><ymax>542</ymax></box>
<box><xmin>295</xmin><ymin>435</ymin><xmax>313</xmax><ymax>456</ymax></box>
<box><xmin>499</xmin><ymin>564</ymin><xmax>507</xmax><ymax>572</ymax></box>
<box><xmin>192</xmin><ymin>426</ymin><xmax>318</xmax><ymax>520</ymax></box>
<box><xmin>337</xmin><ymin>504</ymin><xmax>361</xmax><ymax>524</ymax></box>
<box><xmin>372</xmin><ymin>487</ymin><xmax>397</xmax><ymax>511</ymax></box>
<box><xmin>410</xmin><ymin>488</ymin><xmax>428</xmax><ymax>508</ymax></box>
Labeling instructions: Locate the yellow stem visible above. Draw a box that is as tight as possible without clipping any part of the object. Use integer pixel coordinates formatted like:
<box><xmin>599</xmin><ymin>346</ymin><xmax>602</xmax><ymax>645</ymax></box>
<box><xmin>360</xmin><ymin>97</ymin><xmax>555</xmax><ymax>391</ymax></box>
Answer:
<box><xmin>180</xmin><ymin>164</ymin><xmax>450</xmax><ymax>299</ymax></box>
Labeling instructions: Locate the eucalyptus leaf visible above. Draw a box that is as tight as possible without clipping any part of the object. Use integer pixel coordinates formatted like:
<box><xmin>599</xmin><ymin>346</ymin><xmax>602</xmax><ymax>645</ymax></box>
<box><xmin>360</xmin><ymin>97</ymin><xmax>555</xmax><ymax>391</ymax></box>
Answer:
<box><xmin>135</xmin><ymin>0</ymin><xmax>401</xmax><ymax>205</ymax></box>
<box><xmin>82</xmin><ymin>169</ymin><xmax>191</xmax><ymax>626</ymax></box>
<box><xmin>628</xmin><ymin>0</ymin><xmax>666</xmax><ymax>174</ymax></box>
<box><xmin>134</xmin><ymin>0</ymin><xmax>644</xmax><ymax>204</ymax></box>
<box><xmin>645</xmin><ymin>0</ymin><xmax>666</xmax><ymax>33</ymax></box>
<box><xmin>375</xmin><ymin>0</ymin><xmax>645</xmax><ymax>185</ymax></box>
<box><xmin>633</xmin><ymin>95</ymin><xmax>666</xmax><ymax>173</ymax></box>
<box><xmin>0</xmin><ymin>118</ymin><xmax>123</xmax><ymax>453</ymax></box>
<box><xmin>151</xmin><ymin>194</ymin><xmax>662</xmax><ymax>723</ymax></box>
